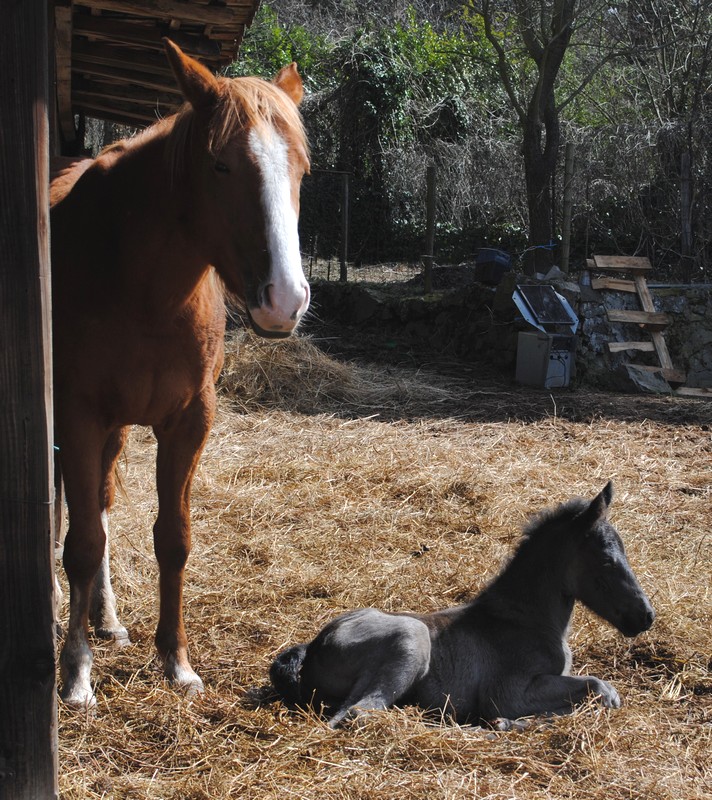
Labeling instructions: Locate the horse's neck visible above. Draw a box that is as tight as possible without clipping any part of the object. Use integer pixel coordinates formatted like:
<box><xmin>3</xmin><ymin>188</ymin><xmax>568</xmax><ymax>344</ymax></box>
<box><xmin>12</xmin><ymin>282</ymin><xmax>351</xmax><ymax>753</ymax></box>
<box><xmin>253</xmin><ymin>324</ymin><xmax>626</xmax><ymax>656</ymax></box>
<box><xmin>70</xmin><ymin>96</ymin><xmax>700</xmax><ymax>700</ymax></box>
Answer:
<box><xmin>97</xmin><ymin>134</ymin><xmax>210</xmax><ymax>315</ymax></box>
<box><xmin>477</xmin><ymin>540</ymin><xmax>574</xmax><ymax>635</ymax></box>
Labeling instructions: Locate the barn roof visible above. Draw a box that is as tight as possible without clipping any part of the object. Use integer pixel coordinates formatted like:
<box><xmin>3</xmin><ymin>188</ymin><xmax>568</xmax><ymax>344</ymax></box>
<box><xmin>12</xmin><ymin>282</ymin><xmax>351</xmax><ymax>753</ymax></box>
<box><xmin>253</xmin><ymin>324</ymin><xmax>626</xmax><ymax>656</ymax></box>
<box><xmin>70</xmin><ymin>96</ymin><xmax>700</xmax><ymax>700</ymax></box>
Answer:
<box><xmin>54</xmin><ymin>0</ymin><xmax>261</xmax><ymax>136</ymax></box>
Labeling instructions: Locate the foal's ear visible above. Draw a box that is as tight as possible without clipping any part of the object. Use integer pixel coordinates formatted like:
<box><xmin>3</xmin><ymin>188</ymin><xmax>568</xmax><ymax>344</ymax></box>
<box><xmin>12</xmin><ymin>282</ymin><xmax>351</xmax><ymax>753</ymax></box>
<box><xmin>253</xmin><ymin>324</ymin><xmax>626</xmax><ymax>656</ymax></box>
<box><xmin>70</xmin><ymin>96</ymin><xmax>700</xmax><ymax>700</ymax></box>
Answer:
<box><xmin>273</xmin><ymin>63</ymin><xmax>304</xmax><ymax>106</ymax></box>
<box><xmin>582</xmin><ymin>481</ymin><xmax>614</xmax><ymax>526</ymax></box>
<box><xmin>164</xmin><ymin>39</ymin><xmax>220</xmax><ymax>113</ymax></box>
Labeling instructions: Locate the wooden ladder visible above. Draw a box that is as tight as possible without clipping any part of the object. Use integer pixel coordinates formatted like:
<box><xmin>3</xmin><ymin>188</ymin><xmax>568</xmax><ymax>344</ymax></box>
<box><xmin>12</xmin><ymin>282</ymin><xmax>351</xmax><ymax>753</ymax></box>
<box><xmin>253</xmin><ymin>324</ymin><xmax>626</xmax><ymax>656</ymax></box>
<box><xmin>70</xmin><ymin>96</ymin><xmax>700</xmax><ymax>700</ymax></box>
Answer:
<box><xmin>588</xmin><ymin>255</ymin><xmax>686</xmax><ymax>385</ymax></box>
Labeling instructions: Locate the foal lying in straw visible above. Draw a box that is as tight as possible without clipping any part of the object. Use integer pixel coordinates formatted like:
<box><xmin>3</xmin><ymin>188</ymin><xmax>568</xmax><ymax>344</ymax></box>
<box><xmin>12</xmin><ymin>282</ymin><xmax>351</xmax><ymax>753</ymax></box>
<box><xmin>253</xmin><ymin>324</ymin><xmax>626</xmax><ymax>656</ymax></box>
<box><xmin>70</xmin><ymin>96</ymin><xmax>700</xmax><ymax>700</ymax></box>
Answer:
<box><xmin>271</xmin><ymin>483</ymin><xmax>655</xmax><ymax>728</ymax></box>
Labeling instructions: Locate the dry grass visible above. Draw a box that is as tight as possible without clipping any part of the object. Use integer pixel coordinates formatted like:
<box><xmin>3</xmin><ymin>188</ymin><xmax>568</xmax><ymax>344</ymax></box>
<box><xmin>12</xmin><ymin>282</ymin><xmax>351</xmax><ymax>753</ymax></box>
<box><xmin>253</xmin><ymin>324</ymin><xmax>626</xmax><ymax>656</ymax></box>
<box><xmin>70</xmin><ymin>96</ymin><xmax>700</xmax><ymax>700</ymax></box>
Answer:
<box><xmin>58</xmin><ymin>332</ymin><xmax>712</xmax><ymax>799</ymax></box>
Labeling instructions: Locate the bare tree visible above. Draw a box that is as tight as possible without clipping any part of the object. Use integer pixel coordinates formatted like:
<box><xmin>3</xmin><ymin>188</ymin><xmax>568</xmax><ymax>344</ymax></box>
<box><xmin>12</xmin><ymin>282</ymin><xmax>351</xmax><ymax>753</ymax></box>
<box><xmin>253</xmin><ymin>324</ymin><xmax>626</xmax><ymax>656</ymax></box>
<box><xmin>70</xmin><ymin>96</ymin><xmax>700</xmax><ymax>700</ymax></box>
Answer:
<box><xmin>467</xmin><ymin>1</ymin><xmax>613</xmax><ymax>273</ymax></box>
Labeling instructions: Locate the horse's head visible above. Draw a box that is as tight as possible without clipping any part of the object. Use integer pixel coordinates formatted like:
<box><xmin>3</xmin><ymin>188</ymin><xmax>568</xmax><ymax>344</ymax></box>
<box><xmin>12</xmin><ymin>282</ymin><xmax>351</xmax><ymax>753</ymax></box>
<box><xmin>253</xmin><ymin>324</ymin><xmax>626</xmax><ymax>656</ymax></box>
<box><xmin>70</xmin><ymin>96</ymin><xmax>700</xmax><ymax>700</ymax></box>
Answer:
<box><xmin>164</xmin><ymin>39</ymin><xmax>310</xmax><ymax>338</ymax></box>
<box><xmin>568</xmin><ymin>482</ymin><xmax>655</xmax><ymax>637</ymax></box>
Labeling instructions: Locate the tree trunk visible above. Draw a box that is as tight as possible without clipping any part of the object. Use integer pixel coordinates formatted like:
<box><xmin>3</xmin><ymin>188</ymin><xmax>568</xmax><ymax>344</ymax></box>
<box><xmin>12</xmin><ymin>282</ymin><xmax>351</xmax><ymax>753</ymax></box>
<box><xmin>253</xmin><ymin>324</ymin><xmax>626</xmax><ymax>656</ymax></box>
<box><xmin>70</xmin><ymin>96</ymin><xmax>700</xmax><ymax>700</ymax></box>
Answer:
<box><xmin>521</xmin><ymin>91</ymin><xmax>561</xmax><ymax>275</ymax></box>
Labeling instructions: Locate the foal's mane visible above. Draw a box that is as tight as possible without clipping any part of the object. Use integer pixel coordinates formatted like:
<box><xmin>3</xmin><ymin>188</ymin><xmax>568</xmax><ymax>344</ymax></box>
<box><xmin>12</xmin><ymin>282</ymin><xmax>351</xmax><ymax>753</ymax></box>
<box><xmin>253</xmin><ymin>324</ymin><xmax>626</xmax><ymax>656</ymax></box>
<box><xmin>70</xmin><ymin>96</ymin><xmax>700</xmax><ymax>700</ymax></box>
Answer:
<box><xmin>520</xmin><ymin>497</ymin><xmax>589</xmax><ymax>543</ymax></box>
<box><xmin>166</xmin><ymin>74</ymin><xmax>308</xmax><ymax>177</ymax></box>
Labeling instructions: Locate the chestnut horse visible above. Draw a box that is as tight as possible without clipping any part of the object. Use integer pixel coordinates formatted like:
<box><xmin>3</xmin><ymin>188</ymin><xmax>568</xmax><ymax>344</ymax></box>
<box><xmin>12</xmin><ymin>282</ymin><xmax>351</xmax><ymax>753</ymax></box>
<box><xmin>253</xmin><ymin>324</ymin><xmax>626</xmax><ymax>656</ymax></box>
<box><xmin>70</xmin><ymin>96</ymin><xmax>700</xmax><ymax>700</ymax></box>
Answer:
<box><xmin>51</xmin><ymin>40</ymin><xmax>310</xmax><ymax>707</ymax></box>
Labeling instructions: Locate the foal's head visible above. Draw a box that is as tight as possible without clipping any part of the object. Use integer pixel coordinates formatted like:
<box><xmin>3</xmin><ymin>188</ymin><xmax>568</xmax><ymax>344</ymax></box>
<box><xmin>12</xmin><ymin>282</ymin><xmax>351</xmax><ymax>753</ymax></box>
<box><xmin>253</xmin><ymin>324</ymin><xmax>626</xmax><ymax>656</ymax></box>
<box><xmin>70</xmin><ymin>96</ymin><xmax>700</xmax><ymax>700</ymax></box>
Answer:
<box><xmin>164</xmin><ymin>40</ymin><xmax>310</xmax><ymax>338</ymax></box>
<box><xmin>565</xmin><ymin>482</ymin><xmax>655</xmax><ymax>637</ymax></box>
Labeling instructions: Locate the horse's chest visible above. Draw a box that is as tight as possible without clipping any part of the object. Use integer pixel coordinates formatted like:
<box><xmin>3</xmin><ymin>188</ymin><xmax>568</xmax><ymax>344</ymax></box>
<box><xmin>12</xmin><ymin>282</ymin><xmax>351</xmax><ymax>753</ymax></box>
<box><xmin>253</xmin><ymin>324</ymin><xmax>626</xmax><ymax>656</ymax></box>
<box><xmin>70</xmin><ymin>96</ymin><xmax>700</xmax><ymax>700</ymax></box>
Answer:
<box><xmin>55</xmin><ymin>309</ymin><xmax>224</xmax><ymax>426</ymax></box>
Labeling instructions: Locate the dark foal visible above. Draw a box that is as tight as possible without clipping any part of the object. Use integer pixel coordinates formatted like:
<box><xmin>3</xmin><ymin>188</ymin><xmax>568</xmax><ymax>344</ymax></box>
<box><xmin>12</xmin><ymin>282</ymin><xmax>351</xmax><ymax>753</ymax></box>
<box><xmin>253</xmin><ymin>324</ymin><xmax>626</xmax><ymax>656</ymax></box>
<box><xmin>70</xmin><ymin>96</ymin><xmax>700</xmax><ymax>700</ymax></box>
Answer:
<box><xmin>271</xmin><ymin>483</ymin><xmax>655</xmax><ymax>727</ymax></box>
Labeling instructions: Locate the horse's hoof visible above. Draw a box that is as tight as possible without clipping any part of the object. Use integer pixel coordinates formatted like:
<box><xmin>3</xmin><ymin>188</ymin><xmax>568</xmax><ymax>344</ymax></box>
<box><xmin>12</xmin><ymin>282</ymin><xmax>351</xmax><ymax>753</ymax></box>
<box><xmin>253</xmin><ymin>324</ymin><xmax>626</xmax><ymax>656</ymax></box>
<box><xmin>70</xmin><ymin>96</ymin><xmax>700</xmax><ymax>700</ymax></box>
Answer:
<box><xmin>183</xmin><ymin>677</ymin><xmax>204</xmax><ymax>699</ymax></box>
<box><xmin>60</xmin><ymin>684</ymin><xmax>97</xmax><ymax>711</ymax></box>
<box><xmin>95</xmin><ymin>626</ymin><xmax>131</xmax><ymax>647</ymax></box>
<box><xmin>165</xmin><ymin>656</ymin><xmax>204</xmax><ymax>699</ymax></box>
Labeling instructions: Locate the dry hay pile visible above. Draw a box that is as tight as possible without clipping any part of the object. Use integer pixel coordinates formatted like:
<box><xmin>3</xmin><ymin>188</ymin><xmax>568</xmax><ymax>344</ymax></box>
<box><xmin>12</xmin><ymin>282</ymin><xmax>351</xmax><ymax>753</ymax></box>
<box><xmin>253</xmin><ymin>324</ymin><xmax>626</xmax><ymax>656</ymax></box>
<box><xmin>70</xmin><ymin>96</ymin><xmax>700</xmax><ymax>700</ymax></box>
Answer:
<box><xmin>59</xmin><ymin>333</ymin><xmax>712</xmax><ymax>799</ymax></box>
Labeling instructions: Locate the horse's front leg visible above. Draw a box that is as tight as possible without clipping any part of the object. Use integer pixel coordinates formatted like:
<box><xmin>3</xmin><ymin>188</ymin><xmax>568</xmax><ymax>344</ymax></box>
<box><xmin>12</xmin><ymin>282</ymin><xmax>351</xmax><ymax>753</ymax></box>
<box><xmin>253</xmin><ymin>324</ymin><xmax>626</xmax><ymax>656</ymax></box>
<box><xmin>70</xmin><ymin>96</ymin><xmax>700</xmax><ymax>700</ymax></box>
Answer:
<box><xmin>153</xmin><ymin>390</ymin><xmax>215</xmax><ymax>697</ymax></box>
<box><xmin>89</xmin><ymin>427</ymin><xmax>130</xmax><ymax>644</ymax></box>
<box><xmin>57</xmin><ymin>420</ymin><xmax>111</xmax><ymax>708</ymax></box>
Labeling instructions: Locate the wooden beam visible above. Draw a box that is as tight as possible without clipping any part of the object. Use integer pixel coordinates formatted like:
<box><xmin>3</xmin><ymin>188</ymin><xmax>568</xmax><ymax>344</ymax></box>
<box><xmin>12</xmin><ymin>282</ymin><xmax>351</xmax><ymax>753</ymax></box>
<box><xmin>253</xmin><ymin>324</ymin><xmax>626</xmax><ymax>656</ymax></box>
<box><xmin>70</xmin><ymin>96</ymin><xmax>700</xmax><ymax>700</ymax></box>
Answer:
<box><xmin>74</xmin><ymin>81</ymin><xmax>180</xmax><ymax>110</ymax></box>
<box><xmin>72</xmin><ymin>39</ymin><xmax>176</xmax><ymax>77</ymax></box>
<box><xmin>72</xmin><ymin>58</ymin><xmax>183</xmax><ymax>95</ymax></box>
<box><xmin>591</xmin><ymin>277</ymin><xmax>637</xmax><ymax>293</ymax></box>
<box><xmin>0</xmin><ymin>1</ymin><xmax>58</xmax><ymax>796</ymax></box>
<box><xmin>75</xmin><ymin>0</ymin><xmax>255</xmax><ymax>27</ymax></box>
<box><xmin>54</xmin><ymin>1</ymin><xmax>75</xmax><ymax>144</ymax></box>
<box><xmin>608</xmin><ymin>341</ymin><xmax>656</xmax><ymax>353</ymax></box>
<box><xmin>73</xmin><ymin>99</ymin><xmax>165</xmax><ymax>125</ymax></box>
<box><xmin>73</xmin><ymin>15</ymin><xmax>221</xmax><ymax>58</ymax></box>
<box><xmin>593</xmin><ymin>254</ymin><xmax>652</xmax><ymax>272</ymax></box>
<box><xmin>606</xmin><ymin>309</ymin><xmax>671</xmax><ymax>330</ymax></box>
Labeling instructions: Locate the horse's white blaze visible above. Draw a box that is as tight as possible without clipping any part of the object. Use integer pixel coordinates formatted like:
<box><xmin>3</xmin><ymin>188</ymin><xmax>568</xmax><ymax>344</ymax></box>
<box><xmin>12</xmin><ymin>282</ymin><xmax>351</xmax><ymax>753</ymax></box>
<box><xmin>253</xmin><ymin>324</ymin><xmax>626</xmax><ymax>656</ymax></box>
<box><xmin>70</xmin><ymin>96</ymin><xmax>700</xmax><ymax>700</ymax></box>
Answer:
<box><xmin>248</xmin><ymin>127</ymin><xmax>309</xmax><ymax>334</ymax></box>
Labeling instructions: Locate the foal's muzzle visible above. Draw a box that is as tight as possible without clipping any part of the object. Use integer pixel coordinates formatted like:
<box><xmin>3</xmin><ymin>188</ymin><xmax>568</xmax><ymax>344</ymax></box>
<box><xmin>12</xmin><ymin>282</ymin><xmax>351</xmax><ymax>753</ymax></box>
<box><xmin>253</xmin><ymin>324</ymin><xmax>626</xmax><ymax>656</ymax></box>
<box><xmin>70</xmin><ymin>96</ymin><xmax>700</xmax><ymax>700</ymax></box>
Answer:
<box><xmin>620</xmin><ymin>604</ymin><xmax>655</xmax><ymax>637</ymax></box>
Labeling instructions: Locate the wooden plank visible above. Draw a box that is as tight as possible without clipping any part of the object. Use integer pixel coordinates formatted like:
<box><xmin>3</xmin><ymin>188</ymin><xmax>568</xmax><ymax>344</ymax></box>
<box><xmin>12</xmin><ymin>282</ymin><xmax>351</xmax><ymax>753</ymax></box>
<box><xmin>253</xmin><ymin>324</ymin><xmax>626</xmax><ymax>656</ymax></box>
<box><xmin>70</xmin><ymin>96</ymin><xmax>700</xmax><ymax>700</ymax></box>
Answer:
<box><xmin>593</xmin><ymin>254</ymin><xmax>652</xmax><ymax>272</ymax></box>
<box><xmin>606</xmin><ymin>309</ymin><xmax>671</xmax><ymax>330</ymax></box>
<box><xmin>633</xmin><ymin>275</ymin><xmax>677</xmax><ymax>370</ymax></box>
<box><xmin>608</xmin><ymin>341</ymin><xmax>655</xmax><ymax>353</ymax></box>
<box><xmin>73</xmin><ymin>99</ymin><xmax>165</xmax><ymax>125</ymax></box>
<box><xmin>76</xmin><ymin>0</ymin><xmax>255</xmax><ymax>27</ymax></box>
<box><xmin>675</xmin><ymin>387</ymin><xmax>712</xmax><ymax>398</ymax></box>
<box><xmin>73</xmin><ymin>15</ymin><xmax>222</xmax><ymax>58</ymax></box>
<box><xmin>649</xmin><ymin>331</ymin><xmax>674</xmax><ymax>368</ymax></box>
<box><xmin>72</xmin><ymin>40</ymin><xmax>176</xmax><ymax>77</ymax></box>
<box><xmin>0</xmin><ymin>0</ymin><xmax>58</xmax><ymax>796</ymax></box>
<box><xmin>633</xmin><ymin>274</ymin><xmax>657</xmax><ymax>312</ymax></box>
<box><xmin>630</xmin><ymin>365</ymin><xmax>686</xmax><ymax>383</ymax></box>
<box><xmin>74</xmin><ymin>78</ymin><xmax>181</xmax><ymax>109</ymax></box>
<box><xmin>591</xmin><ymin>277</ymin><xmax>637</xmax><ymax>292</ymax></box>
<box><xmin>73</xmin><ymin>58</ymin><xmax>183</xmax><ymax>95</ymax></box>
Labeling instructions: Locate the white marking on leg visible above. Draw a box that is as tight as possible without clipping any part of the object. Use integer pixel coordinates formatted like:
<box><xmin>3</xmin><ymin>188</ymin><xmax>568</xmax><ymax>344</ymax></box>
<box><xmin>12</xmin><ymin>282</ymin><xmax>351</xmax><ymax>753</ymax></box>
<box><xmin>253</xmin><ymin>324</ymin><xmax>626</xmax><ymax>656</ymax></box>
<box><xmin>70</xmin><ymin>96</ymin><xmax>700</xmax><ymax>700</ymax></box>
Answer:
<box><xmin>90</xmin><ymin>510</ymin><xmax>129</xmax><ymax>644</ymax></box>
<box><xmin>248</xmin><ymin>127</ymin><xmax>309</xmax><ymax>333</ymax></box>
<box><xmin>60</xmin><ymin>591</ymin><xmax>96</xmax><ymax>709</ymax></box>
<box><xmin>164</xmin><ymin>653</ymin><xmax>204</xmax><ymax>698</ymax></box>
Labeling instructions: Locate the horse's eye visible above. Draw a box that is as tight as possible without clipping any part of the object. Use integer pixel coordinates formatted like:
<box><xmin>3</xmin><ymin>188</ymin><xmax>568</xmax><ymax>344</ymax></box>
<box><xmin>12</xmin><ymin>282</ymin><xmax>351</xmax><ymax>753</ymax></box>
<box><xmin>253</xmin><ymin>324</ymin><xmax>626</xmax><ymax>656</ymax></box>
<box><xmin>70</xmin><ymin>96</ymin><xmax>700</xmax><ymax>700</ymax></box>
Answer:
<box><xmin>214</xmin><ymin>161</ymin><xmax>230</xmax><ymax>174</ymax></box>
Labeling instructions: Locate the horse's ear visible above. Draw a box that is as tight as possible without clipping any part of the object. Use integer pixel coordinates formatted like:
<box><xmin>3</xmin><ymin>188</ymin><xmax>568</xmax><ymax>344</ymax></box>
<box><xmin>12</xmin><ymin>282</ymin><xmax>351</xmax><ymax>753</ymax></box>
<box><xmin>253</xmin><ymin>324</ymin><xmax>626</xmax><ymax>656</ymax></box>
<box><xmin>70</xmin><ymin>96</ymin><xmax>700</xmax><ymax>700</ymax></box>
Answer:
<box><xmin>273</xmin><ymin>63</ymin><xmax>304</xmax><ymax>106</ymax></box>
<box><xmin>163</xmin><ymin>38</ymin><xmax>220</xmax><ymax>112</ymax></box>
<box><xmin>581</xmin><ymin>481</ymin><xmax>614</xmax><ymax>526</ymax></box>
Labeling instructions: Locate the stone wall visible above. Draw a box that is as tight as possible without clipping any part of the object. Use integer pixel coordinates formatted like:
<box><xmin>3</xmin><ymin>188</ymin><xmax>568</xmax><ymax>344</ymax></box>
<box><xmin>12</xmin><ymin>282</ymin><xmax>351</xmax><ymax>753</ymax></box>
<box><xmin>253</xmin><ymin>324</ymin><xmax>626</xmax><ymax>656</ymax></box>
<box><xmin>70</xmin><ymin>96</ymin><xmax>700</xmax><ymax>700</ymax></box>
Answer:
<box><xmin>309</xmin><ymin>269</ymin><xmax>712</xmax><ymax>391</ymax></box>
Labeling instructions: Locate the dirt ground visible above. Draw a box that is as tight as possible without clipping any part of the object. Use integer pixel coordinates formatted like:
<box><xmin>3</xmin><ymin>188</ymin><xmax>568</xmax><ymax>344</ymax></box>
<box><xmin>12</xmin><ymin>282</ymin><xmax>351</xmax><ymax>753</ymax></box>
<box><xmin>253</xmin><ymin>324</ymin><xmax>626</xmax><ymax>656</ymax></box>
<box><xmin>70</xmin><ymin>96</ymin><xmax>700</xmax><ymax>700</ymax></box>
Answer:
<box><xmin>57</xmin><ymin>331</ymin><xmax>711</xmax><ymax>799</ymax></box>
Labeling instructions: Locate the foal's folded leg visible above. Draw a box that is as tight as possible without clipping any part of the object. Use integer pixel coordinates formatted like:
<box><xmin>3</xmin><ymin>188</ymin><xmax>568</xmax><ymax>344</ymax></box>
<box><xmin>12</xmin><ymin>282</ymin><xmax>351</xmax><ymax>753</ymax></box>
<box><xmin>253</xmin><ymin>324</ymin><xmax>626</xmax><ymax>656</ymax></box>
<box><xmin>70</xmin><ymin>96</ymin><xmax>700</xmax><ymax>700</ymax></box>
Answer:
<box><xmin>500</xmin><ymin>673</ymin><xmax>621</xmax><ymax>720</ymax></box>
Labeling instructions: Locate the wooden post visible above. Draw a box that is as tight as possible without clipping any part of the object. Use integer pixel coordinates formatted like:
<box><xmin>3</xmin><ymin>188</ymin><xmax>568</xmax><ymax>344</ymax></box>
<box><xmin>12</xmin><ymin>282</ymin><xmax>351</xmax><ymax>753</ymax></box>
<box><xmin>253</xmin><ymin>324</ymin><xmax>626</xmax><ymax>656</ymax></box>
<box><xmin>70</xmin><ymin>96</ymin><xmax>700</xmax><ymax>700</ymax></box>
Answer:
<box><xmin>0</xmin><ymin>1</ymin><xmax>58</xmax><ymax>798</ymax></box>
<box><xmin>560</xmin><ymin>142</ymin><xmax>575</xmax><ymax>274</ymax></box>
<box><xmin>423</xmin><ymin>165</ymin><xmax>437</xmax><ymax>294</ymax></box>
<box><xmin>339</xmin><ymin>172</ymin><xmax>349</xmax><ymax>282</ymax></box>
<box><xmin>680</xmin><ymin>151</ymin><xmax>693</xmax><ymax>281</ymax></box>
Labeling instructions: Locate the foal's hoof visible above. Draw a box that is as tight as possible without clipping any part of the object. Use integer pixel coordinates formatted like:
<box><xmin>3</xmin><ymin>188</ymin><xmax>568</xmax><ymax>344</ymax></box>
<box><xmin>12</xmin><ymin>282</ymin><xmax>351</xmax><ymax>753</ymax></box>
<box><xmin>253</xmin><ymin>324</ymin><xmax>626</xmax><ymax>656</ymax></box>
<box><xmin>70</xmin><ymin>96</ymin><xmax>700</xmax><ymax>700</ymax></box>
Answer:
<box><xmin>591</xmin><ymin>679</ymin><xmax>621</xmax><ymax>709</ymax></box>
<box><xmin>489</xmin><ymin>716</ymin><xmax>532</xmax><ymax>732</ymax></box>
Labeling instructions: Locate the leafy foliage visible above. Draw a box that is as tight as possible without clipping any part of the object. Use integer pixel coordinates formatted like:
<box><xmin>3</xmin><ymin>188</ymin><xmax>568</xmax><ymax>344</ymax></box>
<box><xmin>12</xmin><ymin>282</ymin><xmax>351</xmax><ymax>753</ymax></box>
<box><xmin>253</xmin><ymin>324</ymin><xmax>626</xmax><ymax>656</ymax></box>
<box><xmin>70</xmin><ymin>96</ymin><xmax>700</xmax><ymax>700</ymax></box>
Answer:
<box><xmin>235</xmin><ymin>2</ymin><xmax>712</xmax><ymax>278</ymax></box>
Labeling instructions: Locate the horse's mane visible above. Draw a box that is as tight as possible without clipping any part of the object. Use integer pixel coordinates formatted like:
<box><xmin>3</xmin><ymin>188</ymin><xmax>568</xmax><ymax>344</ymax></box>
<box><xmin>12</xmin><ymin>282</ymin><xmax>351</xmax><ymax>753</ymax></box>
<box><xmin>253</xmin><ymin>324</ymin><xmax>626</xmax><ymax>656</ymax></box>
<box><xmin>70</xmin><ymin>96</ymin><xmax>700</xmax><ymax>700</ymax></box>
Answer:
<box><xmin>167</xmin><ymin>75</ymin><xmax>308</xmax><ymax>177</ymax></box>
<box><xmin>520</xmin><ymin>497</ymin><xmax>589</xmax><ymax>543</ymax></box>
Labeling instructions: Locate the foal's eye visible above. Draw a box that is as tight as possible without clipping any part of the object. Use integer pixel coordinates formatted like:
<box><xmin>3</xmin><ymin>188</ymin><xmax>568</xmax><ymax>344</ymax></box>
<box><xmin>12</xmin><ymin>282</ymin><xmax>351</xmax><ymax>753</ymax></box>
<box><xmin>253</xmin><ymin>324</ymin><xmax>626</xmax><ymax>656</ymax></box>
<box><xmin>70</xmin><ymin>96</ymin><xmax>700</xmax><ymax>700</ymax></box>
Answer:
<box><xmin>214</xmin><ymin>160</ymin><xmax>230</xmax><ymax>174</ymax></box>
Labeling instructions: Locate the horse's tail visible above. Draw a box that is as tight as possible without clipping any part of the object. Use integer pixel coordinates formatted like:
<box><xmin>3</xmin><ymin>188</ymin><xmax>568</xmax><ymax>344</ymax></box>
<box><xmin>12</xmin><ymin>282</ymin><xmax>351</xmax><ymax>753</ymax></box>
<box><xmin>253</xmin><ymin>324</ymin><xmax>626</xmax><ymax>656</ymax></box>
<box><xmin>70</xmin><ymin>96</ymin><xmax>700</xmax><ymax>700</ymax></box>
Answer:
<box><xmin>269</xmin><ymin>643</ymin><xmax>308</xmax><ymax>706</ymax></box>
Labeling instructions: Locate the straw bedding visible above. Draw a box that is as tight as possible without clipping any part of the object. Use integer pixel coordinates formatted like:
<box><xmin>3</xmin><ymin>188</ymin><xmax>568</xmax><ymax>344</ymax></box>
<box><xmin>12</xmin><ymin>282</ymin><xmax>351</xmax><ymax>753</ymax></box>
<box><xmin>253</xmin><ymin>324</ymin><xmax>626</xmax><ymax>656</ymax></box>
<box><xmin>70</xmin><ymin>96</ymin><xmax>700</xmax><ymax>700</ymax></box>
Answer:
<box><xmin>58</xmin><ymin>332</ymin><xmax>712</xmax><ymax>799</ymax></box>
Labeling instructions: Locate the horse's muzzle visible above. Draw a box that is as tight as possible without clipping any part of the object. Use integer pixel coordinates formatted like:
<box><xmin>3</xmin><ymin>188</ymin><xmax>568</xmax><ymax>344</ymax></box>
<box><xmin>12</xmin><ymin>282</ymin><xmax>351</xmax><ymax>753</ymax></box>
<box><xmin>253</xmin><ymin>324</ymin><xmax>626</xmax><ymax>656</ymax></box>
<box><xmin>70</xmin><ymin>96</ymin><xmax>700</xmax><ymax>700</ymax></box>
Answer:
<box><xmin>247</xmin><ymin>310</ymin><xmax>293</xmax><ymax>339</ymax></box>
